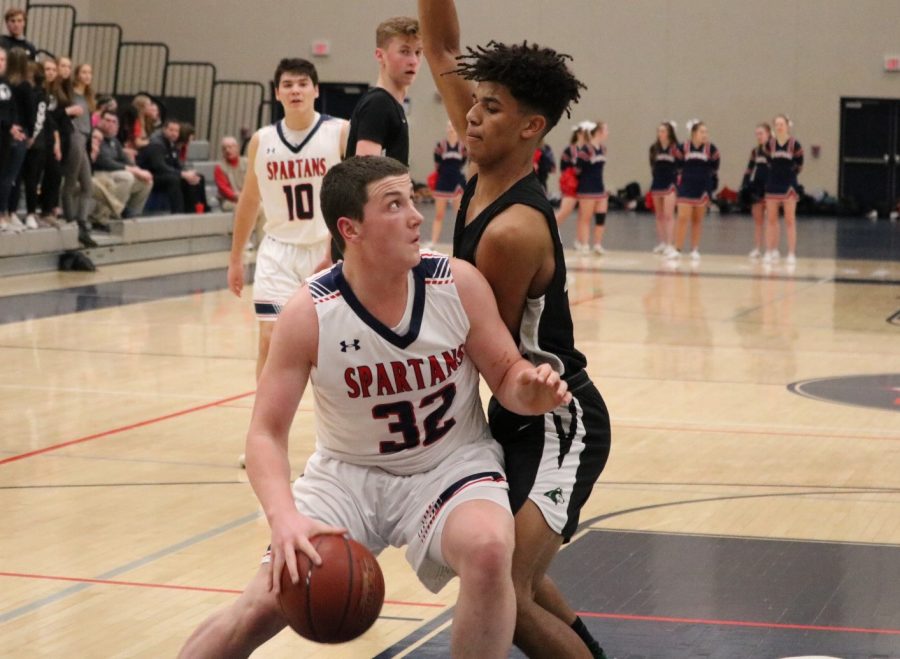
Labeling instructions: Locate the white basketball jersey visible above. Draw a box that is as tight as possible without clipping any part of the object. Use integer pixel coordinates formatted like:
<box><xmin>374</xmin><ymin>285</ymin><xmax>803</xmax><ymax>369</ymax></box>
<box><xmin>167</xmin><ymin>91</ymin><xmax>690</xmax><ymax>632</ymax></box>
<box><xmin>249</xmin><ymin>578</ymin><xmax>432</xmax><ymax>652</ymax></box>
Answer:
<box><xmin>307</xmin><ymin>253</ymin><xmax>491</xmax><ymax>476</ymax></box>
<box><xmin>255</xmin><ymin>114</ymin><xmax>342</xmax><ymax>245</ymax></box>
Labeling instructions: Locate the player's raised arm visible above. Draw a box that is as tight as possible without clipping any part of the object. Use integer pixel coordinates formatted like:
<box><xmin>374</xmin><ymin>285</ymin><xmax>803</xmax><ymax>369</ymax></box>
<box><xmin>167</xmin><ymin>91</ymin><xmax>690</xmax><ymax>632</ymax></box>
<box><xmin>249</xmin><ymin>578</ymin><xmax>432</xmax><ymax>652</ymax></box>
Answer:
<box><xmin>227</xmin><ymin>132</ymin><xmax>262</xmax><ymax>297</ymax></box>
<box><xmin>451</xmin><ymin>258</ymin><xmax>571</xmax><ymax>414</ymax></box>
<box><xmin>418</xmin><ymin>0</ymin><xmax>474</xmax><ymax>142</ymax></box>
<box><xmin>245</xmin><ymin>288</ymin><xmax>345</xmax><ymax>590</ymax></box>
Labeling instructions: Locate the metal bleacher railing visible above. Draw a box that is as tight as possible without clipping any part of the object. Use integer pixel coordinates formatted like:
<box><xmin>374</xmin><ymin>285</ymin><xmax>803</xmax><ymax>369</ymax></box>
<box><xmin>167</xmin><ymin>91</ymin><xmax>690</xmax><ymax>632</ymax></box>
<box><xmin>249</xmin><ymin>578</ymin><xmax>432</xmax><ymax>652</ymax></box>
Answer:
<box><xmin>15</xmin><ymin>0</ymin><xmax>267</xmax><ymax>148</ymax></box>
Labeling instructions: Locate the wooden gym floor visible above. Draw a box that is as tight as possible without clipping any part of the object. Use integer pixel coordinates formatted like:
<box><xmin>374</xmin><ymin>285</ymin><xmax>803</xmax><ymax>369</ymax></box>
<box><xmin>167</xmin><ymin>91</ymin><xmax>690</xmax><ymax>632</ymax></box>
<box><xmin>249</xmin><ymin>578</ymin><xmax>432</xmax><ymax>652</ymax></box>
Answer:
<box><xmin>1</xmin><ymin>212</ymin><xmax>899</xmax><ymax>658</ymax></box>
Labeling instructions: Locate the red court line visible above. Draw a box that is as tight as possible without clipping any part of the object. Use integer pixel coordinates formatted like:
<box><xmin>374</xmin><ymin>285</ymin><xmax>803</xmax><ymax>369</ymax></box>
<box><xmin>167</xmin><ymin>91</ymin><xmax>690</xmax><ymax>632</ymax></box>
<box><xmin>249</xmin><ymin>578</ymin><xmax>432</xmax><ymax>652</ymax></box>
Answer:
<box><xmin>0</xmin><ymin>391</ymin><xmax>256</xmax><ymax>467</ymax></box>
<box><xmin>577</xmin><ymin>611</ymin><xmax>900</xmax><ymax>636</ymax></box>
<box><xmin>0</xmin><ymin>571</ymin><xmax>445</xmax><ymax>609</ymax></box>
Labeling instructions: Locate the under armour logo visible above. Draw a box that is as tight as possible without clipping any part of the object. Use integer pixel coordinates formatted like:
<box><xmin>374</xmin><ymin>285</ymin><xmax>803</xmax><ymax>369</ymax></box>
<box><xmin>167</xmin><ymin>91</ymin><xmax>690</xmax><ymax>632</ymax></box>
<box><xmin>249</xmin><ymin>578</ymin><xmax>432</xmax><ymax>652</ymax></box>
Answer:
<box><xmin>340</xmin><ymin>339</ymin><xmax>361</xmax><ymax>352</ymax></box>
<box><xmin>266</xmin><ymin>147</ymin><xmax>276</xmax><ymax>154</ymax></box>
<box><xmin>543</xmin><ymin>487</ymin><xmax>566</xmax><ymax>505</ymax></box>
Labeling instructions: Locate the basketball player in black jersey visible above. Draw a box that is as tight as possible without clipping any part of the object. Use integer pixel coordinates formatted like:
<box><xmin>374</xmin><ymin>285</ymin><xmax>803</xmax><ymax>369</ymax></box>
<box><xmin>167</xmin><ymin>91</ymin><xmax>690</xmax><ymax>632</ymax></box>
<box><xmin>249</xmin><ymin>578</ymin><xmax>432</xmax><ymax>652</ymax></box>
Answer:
<box><xmin>420</xmin><ymin>2</ymin><xmax>611</xmax><ymax>657</ymax></box>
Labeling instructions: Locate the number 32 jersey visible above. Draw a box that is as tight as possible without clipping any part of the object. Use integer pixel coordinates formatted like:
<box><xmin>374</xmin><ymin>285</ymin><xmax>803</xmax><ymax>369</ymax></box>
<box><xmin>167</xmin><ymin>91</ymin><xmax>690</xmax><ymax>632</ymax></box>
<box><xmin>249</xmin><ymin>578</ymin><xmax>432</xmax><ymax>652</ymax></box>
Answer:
<box><xmin>255</xmin><ymin>114</ymin><xmax>343</xmax><ymax>246</ymax></box>
<box><xmin>307</xmin><ymin>254</ymin><xmax>492</xmax><ymax>476</ymax></box>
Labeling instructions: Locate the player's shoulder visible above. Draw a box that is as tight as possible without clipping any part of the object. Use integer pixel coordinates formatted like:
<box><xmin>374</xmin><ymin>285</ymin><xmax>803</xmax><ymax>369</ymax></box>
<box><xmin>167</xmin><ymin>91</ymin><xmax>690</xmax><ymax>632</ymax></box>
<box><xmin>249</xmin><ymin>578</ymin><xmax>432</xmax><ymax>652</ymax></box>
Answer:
<box><xmin>481</xmin><ymin>203</ymin><xmax>550</xmax><ymax>257</ymax></box>
<box><xmin>306</xmin><ymin>265</ymin><xmax>343</xmax><ymax>305</ymax></box>
<box><xmin>418</xmin><ymin>251</ymin><xmax>453</xmax><ymax>283</ymax></box>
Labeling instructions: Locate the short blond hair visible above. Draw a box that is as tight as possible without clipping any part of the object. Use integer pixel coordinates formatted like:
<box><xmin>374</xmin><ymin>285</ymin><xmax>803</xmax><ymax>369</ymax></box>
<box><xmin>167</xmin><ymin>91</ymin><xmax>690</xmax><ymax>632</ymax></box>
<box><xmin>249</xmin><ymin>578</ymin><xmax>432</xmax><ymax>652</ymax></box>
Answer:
<box><xmin>375</xmin><ymin>16</ymin><xmax>419</xmax><ymax>49</ymax></box>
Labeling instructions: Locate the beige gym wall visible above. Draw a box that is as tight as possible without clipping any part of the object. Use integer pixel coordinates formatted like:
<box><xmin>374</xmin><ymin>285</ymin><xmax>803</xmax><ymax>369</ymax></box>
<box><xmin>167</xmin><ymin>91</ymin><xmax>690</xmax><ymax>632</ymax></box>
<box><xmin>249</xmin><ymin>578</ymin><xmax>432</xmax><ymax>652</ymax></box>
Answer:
<box><xmin>85</xmin><ymin>0</ymin><xmax>900</xmax><ymax>196</ymax></box>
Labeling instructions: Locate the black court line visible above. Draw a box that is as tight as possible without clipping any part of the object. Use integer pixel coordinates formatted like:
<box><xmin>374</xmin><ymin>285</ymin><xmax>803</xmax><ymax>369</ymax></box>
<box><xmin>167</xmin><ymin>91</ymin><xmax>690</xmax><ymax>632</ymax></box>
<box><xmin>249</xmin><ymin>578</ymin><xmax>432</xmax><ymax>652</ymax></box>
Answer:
<box><xmin>372</xmin><ymin>608</ymin><xmax>455</xmax><ymax>659</ymax></box>
<box><xmin>576</xmin><ymin>488</ymin><xmax>900</xmax><ymax>530</ymax></box>
<box><xmin>889</xmin><ymin>309</ymin><xmax>900</xmax><ymax>325</ymax></box>
<box><xmin>0</xmin><ymin>481</ymin><xmax>244</xmax><ymax>490</ymax></box>
<box><xmin>589</xmin><ymin>526</ymin><xmax>900</xmax><ymax>549</ymax></box>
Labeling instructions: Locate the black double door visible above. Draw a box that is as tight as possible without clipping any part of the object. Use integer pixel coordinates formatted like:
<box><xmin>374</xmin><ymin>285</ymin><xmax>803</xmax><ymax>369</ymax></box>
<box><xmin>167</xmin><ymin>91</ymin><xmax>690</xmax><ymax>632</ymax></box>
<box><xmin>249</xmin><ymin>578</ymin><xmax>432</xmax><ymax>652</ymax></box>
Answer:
<box><xmin>839</xmin><ymin>97</ymin><xmax>900</xmax><ymax>214</ymax></box>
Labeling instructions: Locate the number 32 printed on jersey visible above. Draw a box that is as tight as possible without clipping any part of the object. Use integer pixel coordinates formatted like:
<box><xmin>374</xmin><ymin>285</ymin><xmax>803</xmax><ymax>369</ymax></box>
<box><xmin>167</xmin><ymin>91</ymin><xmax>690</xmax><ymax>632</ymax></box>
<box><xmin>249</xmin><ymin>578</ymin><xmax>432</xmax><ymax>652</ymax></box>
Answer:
<box><xmin>282</xmin><ymin>183</ymin><xmax>314</xmax><ymax>221</ymax></box>
<box><xmin>373</xmin><ymin>383</ymin><xmax>457</xmax><ymax>454</ymax></box>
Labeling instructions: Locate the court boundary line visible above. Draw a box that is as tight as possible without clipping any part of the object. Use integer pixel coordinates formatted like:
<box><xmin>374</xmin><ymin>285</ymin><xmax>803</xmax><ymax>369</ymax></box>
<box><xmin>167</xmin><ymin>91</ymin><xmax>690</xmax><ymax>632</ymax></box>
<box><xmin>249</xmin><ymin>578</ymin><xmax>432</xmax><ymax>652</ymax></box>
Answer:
<box><xmin>0</xmin><ymin>390</ymin><xmax>255</xmax><ymax>467</ymax></box>
<box><xmin>576</xmin><ymin>611</ymin><xmax>900</xmax><ymax>636</ymax></box>
<box><xmin>586</xmin><ymin>526</ymin><xmax>900</xmax><ymax>549</ymax></box>
<box><xmin>0</xmin><ymin>571</ymin><xmax>445</xmax><ymax>609</ymax></box>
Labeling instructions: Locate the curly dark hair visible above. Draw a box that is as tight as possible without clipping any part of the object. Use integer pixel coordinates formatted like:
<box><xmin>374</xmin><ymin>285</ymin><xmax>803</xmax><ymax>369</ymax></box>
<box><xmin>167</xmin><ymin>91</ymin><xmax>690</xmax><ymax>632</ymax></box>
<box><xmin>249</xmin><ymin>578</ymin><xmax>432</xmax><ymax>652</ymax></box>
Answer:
<box><xmin>451</xmin><ymin>40</ymin><xmax>586</xmax><ymax>135</ymax></box>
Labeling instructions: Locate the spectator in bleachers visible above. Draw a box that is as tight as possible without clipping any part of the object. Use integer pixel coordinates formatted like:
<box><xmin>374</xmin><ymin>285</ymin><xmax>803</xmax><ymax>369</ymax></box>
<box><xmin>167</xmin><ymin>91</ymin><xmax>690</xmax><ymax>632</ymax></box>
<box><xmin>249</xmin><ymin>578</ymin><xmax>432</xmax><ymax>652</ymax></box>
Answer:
<box><xmin>138</xmin><ymin>118</ymin><xmax>206</xmax><ymax>214</ymax></box>
<box><xmin>38</xmin><ymin>56</ymin><xmax>65</xmax><ymax>226</ymax></box>
<box><xmin>0</xmin><ymin>47</ymin><xmax>29</xmax><ymax>233</ymax></box>
<box><xmin>61</xmin><ymin>61</ymin><xmax>96</xmax><ymax>246</ymax></box>
<box><xmin>20</xmin><ymin>59</ymin><xmax>51</xmax><ymax>229</ymax></box>
<box><xmin>91</xmin><ymin>94</ymin><xmax>116</xmax><ymax>127</ymax></box>
<box><xmin>57</xmin><ymin>56</ymin><xmax>71</xmax><ymax>81</ymax></box>
<box><xmin>123</xmin><ymin>93</ymin><xmax>156</xmax><ymax>154</ymax></box>
<box><xmin>1</xmin><ymin>8</ymin><xmax>36</xmax><ymax>61</ymax></box>
<box><xmin>215</xmin><ymin>134</ymin><xmax>264</xmax><ymax>247</ymax></box>
<box><xmin>88</xmin><ymin>126</ymin><xmax>125</xmax><ymax>229</ymax></box>
<box><xmin>93</xmin><ymin>109</ymin><xmax>152</xmax><ymax>218</ymax></box>
<box><xmin>176</xmin><ymin>121</ymin><xmax>195</xmax><ymax>163</ymax></box>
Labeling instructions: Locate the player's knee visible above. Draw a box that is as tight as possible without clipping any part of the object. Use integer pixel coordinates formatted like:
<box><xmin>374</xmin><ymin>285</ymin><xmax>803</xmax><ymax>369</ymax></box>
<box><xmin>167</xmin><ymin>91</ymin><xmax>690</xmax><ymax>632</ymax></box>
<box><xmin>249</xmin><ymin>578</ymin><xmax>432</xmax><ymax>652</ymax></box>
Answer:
<box><xmin>457</xmin><ymin>532</ymin><xmax>512</xmax><ymax>589</ymax></box>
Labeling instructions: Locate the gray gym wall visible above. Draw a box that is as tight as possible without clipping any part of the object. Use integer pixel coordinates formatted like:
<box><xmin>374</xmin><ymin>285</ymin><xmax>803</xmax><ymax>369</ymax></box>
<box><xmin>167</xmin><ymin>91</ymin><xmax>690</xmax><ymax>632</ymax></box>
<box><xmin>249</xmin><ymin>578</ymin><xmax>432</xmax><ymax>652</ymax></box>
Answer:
<box><xmin>75</xmin><ymin>0</ymin><xmax>900</xmax><ymax>196</ymax></box>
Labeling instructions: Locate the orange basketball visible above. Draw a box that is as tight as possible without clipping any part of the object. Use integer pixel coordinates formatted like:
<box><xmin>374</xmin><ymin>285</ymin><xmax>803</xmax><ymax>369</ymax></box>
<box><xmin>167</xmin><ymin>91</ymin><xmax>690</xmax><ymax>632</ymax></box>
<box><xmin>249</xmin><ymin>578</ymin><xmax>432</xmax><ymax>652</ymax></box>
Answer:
<box><xmin>277</xmin><ymin>535</ymin><xmax>385</xmax><ymax>644</ymax></box>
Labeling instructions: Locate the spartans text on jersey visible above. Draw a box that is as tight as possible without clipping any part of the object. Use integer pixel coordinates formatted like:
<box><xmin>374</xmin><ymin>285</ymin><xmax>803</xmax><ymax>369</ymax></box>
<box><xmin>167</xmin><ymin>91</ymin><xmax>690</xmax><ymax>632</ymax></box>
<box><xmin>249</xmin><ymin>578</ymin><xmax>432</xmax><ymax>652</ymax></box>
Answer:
<box><xmin>265</xmin><ymin>157</ymin><xmax>328</xmax><ymax>180</ymax></box>
<box><xmin>345</xmin><ymin>344</ymin><xmax>466</xmax><ymax>398</ymax></box>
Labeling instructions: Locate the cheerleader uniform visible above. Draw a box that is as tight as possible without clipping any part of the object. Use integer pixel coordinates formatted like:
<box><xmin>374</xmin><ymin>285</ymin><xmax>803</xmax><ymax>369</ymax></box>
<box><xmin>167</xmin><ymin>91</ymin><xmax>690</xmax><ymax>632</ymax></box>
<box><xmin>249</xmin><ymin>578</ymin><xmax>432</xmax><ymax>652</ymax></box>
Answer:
<box><xmin>764</xmin><ymin>137</ymin><xmax>803</xmax><ymax>201</ymax></box>
<box><xmin>741</xmin><ymin>145</ymin><xmax>769</xmax><ymax>204</ymax></box>
<box><xmin>677</xmin><ymin>141</ymin><xmax>720</xmax><ymax>206</ymax></box>
<box><xmin>650</xmin><ymin>142</ymin><xmax>682</xmax><ymax>195</ymax></box>
<box><xmin>559</xmin><ymin>143</ymin><xmax>580</xmax><ymax>198</ymax></box>
<box><xmin>432</xmin><ymin>139</ymin><xmax>467</xmax><ymax>198</ymax></box>
<box><xmin>576</xmin><ymin>143</ymin><xmax>608</xmax><ymax>200</ymax></box>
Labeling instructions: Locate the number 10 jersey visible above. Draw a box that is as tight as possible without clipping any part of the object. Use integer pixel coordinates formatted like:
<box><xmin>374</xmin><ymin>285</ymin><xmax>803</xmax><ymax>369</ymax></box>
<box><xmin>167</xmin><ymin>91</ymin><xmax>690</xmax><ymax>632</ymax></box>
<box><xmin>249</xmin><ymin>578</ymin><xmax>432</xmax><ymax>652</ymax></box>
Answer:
<box><xmin>307</xmin><ymin>254</ymin><xmax>493</xmax><ymax>476</ymax></box>
<box><xmin>255</xmin><ymin>114</ymin><xmax>342</xmax><ymax>246</ymax></box>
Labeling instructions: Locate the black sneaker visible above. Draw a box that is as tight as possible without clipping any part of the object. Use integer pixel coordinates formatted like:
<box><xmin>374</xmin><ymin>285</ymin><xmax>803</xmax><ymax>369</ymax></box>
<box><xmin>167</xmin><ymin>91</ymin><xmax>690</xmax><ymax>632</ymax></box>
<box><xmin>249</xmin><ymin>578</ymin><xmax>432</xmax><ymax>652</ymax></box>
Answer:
<box><xmin>588</xmin><ymin>642</ymin><xmax>608</xmax><ymax>659</ymax></box>
<box><xmin>78</xmin><ymin>228</ymin><xmax>98</xmax><ymax>248</ymax></box>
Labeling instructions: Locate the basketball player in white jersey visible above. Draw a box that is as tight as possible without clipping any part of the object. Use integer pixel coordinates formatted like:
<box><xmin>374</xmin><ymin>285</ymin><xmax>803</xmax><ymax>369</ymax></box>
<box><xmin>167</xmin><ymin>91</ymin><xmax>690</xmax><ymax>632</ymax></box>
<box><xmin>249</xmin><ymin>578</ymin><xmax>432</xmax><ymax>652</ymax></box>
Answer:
<box><xmin>178</xmin><ymin>156</ymin><xmax>571</xmax><ymax>658</ymax></box>
<box><xmin>227</xmin><ymin>58</ymin><xmax>349</xmax><ymax>381</ymax></box>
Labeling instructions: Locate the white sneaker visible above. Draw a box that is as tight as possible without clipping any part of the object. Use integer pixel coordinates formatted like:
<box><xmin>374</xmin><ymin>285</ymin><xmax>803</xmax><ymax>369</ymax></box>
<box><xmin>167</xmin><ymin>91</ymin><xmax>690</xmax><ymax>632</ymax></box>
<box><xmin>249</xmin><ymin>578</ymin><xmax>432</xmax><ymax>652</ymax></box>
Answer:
<box><xmin>664</xmin><ymin>246</ymin><xmax>680</xmax><ymax>260</ymax></box>
<box><xmin>748</xmin><ymin>247</ymin><xmax>761</xmax><ymax>259</ymax></box>
<box><xmin>0</xmin><ymin>217</ymin><xmax>10</xmax><ymax>233</ymax></box>
<box><xmin>786</xmin><ymin>252</ymin><xmax>796</xmax><ymax>265</ymax></box>
<box><xmin>890</xmin><ymin>211</ymin><xmax>898</xmax><ymax>222</ymax></box>
<box><xmin>25</xmin><ymin>214</ymin><xmax>39</xmax><ymax>230</ymax></box>
<box><xmin>573</xmin><ymin>241</ymin><xmax>589</xmax><ymax>254</ymax></box>
<box><xmin>866</xmin><ymin>210</ymin><xmax>878</xmax><ymax>221</ymax></box>
<box><xmin>7</xmin><ymin>215</ymin><xmax>26</xmax><ymax>233</ymax></box>
<box><xmin>652</xmin><ymin>242</ymin><xmax>666</xmax><ymax>254</ymax></box>
<box><xmin>238</xmin><ymin>453</ymin><xmax>246</xmax><ymax>469</ymax></box>
<box><xmin>690</xmin><ymin>249</ymin><xmax>701</xmax><ymax>262</ymax></box>
<box><xmin>592</xmin><ymin>243</ymin><xmax>606</xmax><ymax>255</ymax></box>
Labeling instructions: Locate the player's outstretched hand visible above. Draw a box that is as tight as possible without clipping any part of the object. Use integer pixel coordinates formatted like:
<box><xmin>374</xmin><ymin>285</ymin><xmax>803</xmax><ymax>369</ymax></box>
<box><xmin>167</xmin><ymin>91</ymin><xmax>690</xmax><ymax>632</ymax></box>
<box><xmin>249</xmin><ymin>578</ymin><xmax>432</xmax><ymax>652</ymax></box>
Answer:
<box><xmin>268</xmin><ymin>512</ymin><xmax>347</xmax><ymax>593</ymax></box>
<box><xmin>227</xmin><ymin>260</ymin><xmax>244</xmax><ymax>297</ymax></box>
<box><xmin>516</xmin><ymin>363</ymin><xmax>572</xmax><ymax>412</ymax></box>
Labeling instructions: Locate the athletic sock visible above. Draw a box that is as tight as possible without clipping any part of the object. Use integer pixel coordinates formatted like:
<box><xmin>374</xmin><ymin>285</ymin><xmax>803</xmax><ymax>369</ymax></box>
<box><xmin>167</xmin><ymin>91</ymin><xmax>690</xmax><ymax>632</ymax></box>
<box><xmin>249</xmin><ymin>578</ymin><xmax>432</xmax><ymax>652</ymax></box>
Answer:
<box><xmin>571</xmin><ymin>616</ymin><xmax>607</xmax><ymax>659</ymax></box>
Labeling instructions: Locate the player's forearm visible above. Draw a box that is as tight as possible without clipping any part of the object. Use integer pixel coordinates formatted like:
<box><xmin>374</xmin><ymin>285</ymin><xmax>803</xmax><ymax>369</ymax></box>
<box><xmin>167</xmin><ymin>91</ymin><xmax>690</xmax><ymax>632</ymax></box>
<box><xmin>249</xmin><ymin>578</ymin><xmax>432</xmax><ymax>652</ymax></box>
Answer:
<box><xmin>246</xmin><ymin>430</ymin><xmax>296</xmax><ymax>525</ymax></box>
<box><xmin>419</xmin><ymin>0</ymin><xmax>462</xmax><ymax>56</ymax></box>
<box><xmin>229</xmin><ymin>196</ymin><xmax>261</xmax><ymax>259</ymax></box>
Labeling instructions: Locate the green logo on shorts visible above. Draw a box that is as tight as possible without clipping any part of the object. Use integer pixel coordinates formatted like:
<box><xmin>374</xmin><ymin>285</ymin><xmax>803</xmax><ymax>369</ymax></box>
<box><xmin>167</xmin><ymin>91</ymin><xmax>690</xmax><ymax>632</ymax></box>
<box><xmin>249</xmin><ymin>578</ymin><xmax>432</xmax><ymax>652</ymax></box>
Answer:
<box><xmin>544</xmin><ymin>487</ymin><xmax>566</xmax><ymax>505</ymax></box>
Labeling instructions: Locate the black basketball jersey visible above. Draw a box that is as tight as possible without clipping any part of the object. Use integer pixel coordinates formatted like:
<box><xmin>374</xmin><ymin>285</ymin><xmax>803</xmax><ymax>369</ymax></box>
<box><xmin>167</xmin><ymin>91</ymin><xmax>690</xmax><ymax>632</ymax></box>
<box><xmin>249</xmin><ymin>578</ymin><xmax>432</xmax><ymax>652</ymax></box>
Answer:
<box><xmin>453</xmin><ymin>172</ymin><xmax>588</xmax><ymax>378</ymax></box>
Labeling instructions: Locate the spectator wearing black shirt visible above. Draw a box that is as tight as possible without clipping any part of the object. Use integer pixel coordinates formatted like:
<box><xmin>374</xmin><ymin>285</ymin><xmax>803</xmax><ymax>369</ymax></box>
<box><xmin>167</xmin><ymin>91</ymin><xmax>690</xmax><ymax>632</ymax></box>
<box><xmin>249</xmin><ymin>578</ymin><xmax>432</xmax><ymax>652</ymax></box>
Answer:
<box><xmin>0</xmin><ymin>46</ymin><xmax>29</xmax><ymax>233</ymax></box>
<box><xmin>93</xmin><ymin>110</ymin><xmax>152</xmax><ymax>218</ymax></box>
<box><xmin>0</xmin><ymin>8</ymin><xmax>37</xmax><ymax>61</ymax></box>
<box><xmin>37</xmin><ymin>57</ymin><xmax>65</xmax><ymax>226</ymax></box>
<box><xmin>346</xmin><ymin>16</ymin><xmax>421</xmax><ymax>164</ymax></box>
<box><xmin>19</xmin><ymin>59</ymin><xmax>50</xmax><ymax>228</ymax></box>
<box><xmin>137</xmin><ymin>118</ymin><xmax>205</xmax><ymax>214</ymax></box>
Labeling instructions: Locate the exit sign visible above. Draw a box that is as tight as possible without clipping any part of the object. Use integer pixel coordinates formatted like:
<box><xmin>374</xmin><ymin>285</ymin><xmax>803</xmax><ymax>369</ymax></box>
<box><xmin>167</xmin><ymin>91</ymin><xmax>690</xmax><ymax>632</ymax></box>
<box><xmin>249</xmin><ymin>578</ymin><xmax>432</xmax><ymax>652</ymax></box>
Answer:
<box><xmin>311</xmin><ymin>40</ymin><xmax>331</xmax><ymax>57</ymax></box>
<box><xmin>885</xmin><ymin>55</ymin><xmax>900</xmax><ymax>72</ymax></box>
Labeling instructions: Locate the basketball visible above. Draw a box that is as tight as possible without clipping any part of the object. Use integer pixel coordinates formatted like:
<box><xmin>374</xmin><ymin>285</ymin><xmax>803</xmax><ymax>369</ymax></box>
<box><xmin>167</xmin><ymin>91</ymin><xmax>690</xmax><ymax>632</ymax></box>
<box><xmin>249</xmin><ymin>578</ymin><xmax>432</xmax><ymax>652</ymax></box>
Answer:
<box><xmin>276</xmin><ymin>535</ymin><xmax>385</xmax><ymax>644</ymax></box>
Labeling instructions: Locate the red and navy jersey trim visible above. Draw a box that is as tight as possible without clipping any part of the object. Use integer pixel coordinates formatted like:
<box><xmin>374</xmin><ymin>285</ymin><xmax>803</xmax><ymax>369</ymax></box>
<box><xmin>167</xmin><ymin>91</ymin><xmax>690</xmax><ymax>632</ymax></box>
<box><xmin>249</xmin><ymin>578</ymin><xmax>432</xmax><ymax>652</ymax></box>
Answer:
<box><xmin>417</xmin><ymin>470</ymin><xmax>506</xmax><ymax>541</ymax></box>
<box><xmin>308</xmin><ymin>267</ymin><xmax>342</xmax><ymax>305</ymax></box>
<box><xmin>275</xmin><ymin>114</ymin><xmax>332</xmax><ymax>154</ymax></box>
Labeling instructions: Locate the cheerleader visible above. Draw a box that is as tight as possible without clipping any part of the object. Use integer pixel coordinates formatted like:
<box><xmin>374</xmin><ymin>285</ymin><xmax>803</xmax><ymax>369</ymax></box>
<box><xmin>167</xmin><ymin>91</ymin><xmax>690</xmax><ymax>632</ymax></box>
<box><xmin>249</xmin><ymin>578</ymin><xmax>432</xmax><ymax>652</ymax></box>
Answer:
<box><xmin>764</xmin><ymin>114</ymin><xmax>803</xmax><ymax>265</ymax></box>
<box><xmin>671</xmin><ymin>120</ymin><xmax>719</xmax><ymax>262</ymax></box>
<box><xmin>742</xmin><ymin>123</ymin><xmax>771</xmax><ymax>259</ymax></box>
<box><xmin>575</xmin><ymin>120</ymin><xmax>609</xmax><ymax>254</ymax></box>
<box><xmin>427</xmin><ymin>120</ymin><xmax>467</xmax><ymax>248</ymax></box>
<box><xmin>554</xmin><ymin>122</ymin><xmax>588</xmax><ymax>229</ymax></box>
<box><xmin>649</xmin><ymin>121</ymin><xmax>682</xmax><ymax>257</ymax></box>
